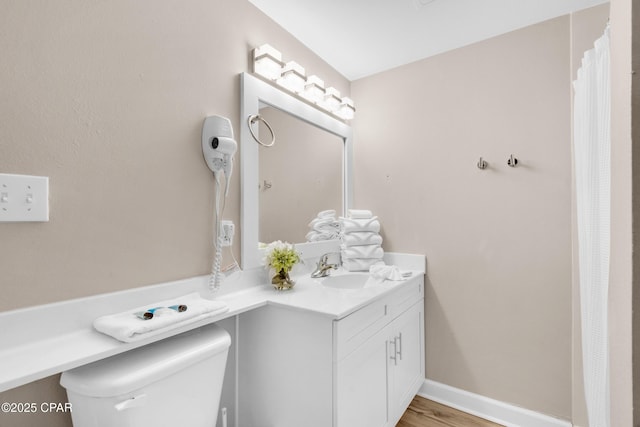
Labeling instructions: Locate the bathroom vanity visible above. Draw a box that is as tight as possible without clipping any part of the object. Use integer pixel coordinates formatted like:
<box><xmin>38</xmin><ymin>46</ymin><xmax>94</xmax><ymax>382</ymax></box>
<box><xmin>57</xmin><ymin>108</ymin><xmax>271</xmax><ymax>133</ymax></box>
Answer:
<box><xmin>236</xmin><ymin>72</ymin><xmax>424</xmax><ymax>426</ymax></box>
<box><xmin>0</xmin><ymin>253</ymin><xmax>425</xmax><ymax>427</ymax></box>
<box><xmin>238</xmin><ymin>271</ymin><xmax>424</xmax><ymax>427</ymax></box>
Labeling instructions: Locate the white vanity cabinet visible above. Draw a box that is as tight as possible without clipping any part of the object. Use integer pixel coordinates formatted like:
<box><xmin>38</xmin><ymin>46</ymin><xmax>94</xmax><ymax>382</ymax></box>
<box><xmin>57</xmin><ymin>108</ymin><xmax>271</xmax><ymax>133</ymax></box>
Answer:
<box><xmin>238</xmin><ymin>277</ymin><xmax>424</xmax><ymax>427</ymax></box>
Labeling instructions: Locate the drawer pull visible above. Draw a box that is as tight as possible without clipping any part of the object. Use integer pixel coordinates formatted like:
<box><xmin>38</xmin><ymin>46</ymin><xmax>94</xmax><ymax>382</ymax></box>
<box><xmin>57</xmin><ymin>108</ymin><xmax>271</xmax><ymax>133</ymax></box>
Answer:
<box><xmin>396</xmin><ymin>333</ymin><xmax>403</xmax><ymax>361</ymax></box>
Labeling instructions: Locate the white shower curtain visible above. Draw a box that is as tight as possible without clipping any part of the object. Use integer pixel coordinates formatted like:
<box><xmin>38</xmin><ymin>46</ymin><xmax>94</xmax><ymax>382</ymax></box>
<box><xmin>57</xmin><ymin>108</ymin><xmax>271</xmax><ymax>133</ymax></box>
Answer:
<box><xmin>573</xmin><ymin>26</ymin><xmax>610</xmax><ymax>427</ymax></box>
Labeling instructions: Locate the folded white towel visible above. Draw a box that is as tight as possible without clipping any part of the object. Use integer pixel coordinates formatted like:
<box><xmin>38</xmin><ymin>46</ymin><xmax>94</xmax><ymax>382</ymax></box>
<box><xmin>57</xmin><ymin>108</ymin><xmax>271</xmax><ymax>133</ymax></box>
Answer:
<box><xmin>369</xmin><ymin>264</ymin><xmax>409</xmax><ymax>281</ymax></box>
<box><xmin>317</xmin><ymin>209</ymin><xmax>336</xmax><ymax>219</ymax></box>
<box><xmin>306</xmin><ymin>230</ymin><xmax>340</xmax><ymax>242</ymax></box>
<box><xmin>342</xmin><ymin>258</ymin><xmax>385</xmax><ymax>272</ymax></box>
<box><xmin>309</xmin><ymin>217</ymin><xmax>336</xmax><ymax>228</ymax></box>
<box><xmin>93</xmin><ymin>293</ymin><xmax>229</xmax><ymax>343</ymax></box>
<box><xmin>341</xmin><ymin>217</ymin><xmax>380</xmax><ymax>233</ymax></box>
<box><xmin>347</xmin><ymin>209</ymin><xmax>373</xmax><ymax>219</ymax></box>
<box><xmin>342</xmin><ymin>232</ymin><xmax>383</xmax><ymax>247</ymax></box>
<box><xmin>312</xmin><ymin>224</ymin><xmax>341</xmax><ymax>234</ymax></box>
<box><xmin>341</xmin><ymin>244</ymin><xmax>384</xmax><ymax>259</ymax></box>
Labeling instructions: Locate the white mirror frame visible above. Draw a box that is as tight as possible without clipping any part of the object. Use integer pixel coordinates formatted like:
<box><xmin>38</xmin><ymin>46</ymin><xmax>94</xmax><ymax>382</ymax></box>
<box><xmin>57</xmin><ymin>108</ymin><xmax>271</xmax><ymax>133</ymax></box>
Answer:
<box><xmin>240</xmin><ymin>72</ymin><xmax>353</xmax><ymax>269</ymax></box>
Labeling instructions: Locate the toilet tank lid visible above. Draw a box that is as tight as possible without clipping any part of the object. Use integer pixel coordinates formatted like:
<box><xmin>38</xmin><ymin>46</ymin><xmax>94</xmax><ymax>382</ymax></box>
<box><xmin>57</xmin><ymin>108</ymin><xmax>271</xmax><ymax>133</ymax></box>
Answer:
<box><xmin>60</xmin><ymin>324</ymin><xmax>231</xmax><ymax>397</ymax></box>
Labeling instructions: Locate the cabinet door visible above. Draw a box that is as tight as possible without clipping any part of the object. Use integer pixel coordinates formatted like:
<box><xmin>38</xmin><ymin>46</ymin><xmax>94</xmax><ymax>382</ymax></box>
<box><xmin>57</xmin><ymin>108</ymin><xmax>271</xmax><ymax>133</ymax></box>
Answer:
<box><xmin>335</xmin><ymin>326</ymin><xmax>390</xmax><ymax>427</ymax></box>
<box><xmin>388</xmin><ymin>301</ymin><xmax>425</xmax><ymax>424</ymax></box>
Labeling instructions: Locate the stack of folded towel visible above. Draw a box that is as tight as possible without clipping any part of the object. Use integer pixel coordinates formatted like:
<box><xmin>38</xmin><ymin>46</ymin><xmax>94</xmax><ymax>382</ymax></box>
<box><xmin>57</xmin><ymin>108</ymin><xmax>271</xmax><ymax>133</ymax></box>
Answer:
<box><xmin>306</xmin><ymin>209</ymin><xmax>341</xmax><ymax>242</ymax></box>
<box><xmin>340</xmin><ymin>209</ymin><xmax>385</xmax><ymax>271</ymax></box>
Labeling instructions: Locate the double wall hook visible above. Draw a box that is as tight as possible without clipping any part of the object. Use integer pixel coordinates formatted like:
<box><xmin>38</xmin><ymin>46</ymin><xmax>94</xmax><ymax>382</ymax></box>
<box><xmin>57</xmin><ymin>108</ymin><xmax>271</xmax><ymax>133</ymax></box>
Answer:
<box><xmin>476</xmin><ymin>155</ymin><xmax>520</xmax><ymax>169</ymax></box>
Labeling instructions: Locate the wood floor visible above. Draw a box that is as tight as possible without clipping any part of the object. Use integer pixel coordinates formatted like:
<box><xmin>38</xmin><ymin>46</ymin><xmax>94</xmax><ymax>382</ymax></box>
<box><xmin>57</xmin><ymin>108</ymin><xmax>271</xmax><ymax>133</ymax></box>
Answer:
<box><xmin>397</xmin><ymin>396</ymin><xmax>505</xmax><ymax>427</ymax></box>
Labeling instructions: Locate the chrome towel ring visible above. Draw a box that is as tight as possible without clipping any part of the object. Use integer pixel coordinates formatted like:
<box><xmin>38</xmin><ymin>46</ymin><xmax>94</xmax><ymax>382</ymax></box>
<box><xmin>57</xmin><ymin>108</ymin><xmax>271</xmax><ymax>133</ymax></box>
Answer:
<box><xmin>247</xmin><ymin>114</ymin><xmax>276</xmax><ymax>147</ymax></box>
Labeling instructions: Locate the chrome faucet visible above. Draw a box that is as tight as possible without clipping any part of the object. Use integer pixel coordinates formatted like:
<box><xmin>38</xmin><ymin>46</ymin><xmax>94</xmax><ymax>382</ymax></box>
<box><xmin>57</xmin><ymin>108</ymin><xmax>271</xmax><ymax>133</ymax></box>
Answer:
<box><xmin>311</xmin><ymin>252</ymin><xmax>341</xmax><ymax>278</ymax></box>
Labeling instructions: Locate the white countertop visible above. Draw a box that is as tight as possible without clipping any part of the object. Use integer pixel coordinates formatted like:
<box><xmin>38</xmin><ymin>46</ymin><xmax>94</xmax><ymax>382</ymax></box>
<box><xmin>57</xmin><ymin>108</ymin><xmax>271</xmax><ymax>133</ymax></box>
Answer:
<box><xmin>0</xmin><ymin>253</ymin><xmax>425</xmax><ymax>393</ymax></box>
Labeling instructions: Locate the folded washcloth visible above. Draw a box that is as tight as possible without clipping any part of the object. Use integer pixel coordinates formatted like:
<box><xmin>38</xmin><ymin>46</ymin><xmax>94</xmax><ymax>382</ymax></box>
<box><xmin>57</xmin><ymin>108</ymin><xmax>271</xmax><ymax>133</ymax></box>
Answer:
<box><xmin>347</xmin><ymin>209</ymin><xmax>373</xmax><ymax>219</ymax></box>
<box><xmin>93</xmin><ymin>293</ymin><xmax>229</xmax><ymax>343</ymax></box>
<box><xmin>343</xmin><ymin>258</ymin><xmax>385</xmax><ymax>272</ymax></box>
<box><xmin>341</xmin><ymin>244</ymin><xmax>384</xmax><ymax>259</ymax></box>
<box><xmin>369</xmin><ymin>264</ymin><xmax>409</xmax><ymax>281</ymax></box>
<box><xmin>342</xmin><ymin>231</ymin><xmax>383</xmax><ymax>247</ymax></box>
<box><xmin>340</xmin><ymin>217</ymin><xmax>380</xmax><ymax>233</ymax></box>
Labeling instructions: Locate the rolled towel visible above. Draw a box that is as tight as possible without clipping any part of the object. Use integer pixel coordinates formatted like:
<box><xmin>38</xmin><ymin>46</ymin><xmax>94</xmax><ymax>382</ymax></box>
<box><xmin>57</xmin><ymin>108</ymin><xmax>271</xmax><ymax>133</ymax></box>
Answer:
<box><xmin>341</xmin><ymin>244</ymin><xmax>384</xmax><ymax>260</ymax></box>
<box><xmin>369</xmin><ymin>264</ymin><xmax>408</xmax><ymax>281</ymax></box>
<box><xmin>343</xmin><ymin>258</ymin><xmax>385</xmax><ymax>272</ymax></box>
<box><xmin>342</xmin><ymin>231</ymin><xmax>383</xmax><ymax>247</ymax></box>
<box><xmin>347</xmin><ymin>209</ymin><xmax>373</xmax><ymax>219</ymax></box>
<box><xmin>341</xmin><ymin>217</ymin><xmax>380</xmax><ymax>233</ymax></box>
<box><xmin>93</xmin><ymin>293</ymin><xmax>228</xmax><ymax>343</ymax></box>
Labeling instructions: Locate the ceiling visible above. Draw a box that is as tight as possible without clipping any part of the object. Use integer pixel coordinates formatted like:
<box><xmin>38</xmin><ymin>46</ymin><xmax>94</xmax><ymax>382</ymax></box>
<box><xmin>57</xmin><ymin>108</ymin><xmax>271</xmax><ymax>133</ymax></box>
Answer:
<box><xmin>248</xmin><ymin>0</ymin><xmax>609</xmax><ymax>81</ymax></box>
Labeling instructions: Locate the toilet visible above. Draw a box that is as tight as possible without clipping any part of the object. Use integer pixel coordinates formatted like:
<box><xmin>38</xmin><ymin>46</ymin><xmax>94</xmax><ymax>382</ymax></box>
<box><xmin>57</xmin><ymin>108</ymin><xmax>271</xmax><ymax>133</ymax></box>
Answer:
<box><xmin>60</xmin><ymin>324</ymin><xmax>231</xmax><ymax>427</ymax></box>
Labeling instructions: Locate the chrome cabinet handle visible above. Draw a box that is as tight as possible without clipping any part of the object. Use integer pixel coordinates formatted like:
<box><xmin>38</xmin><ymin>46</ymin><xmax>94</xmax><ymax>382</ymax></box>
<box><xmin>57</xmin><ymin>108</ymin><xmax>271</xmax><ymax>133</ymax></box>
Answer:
<box><xmin>396</xmin><ymin>333</ymin><xmax>403</xmax><ymax>361</ymax></box>
<box><xmin>389</xmin><ymin>339</ymin><xmax>398</xmax><ymax>365</ymax></box>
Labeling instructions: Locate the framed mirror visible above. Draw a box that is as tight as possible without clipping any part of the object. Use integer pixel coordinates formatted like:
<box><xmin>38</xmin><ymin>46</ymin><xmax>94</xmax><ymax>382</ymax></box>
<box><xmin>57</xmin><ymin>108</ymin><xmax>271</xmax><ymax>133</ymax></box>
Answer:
<box><xmin>240</xmin><ymin>72</ymin><xmax>353</xmax><ymax>269</ymax></box>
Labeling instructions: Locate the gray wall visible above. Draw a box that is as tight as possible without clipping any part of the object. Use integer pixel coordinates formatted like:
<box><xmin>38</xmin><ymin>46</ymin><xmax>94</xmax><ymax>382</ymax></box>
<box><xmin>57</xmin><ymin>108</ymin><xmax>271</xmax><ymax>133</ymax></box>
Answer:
<box><xmin>0</xmin><ymin>0</ymin><xmax>350</xmax><ymax>314</ymax></box>
<box><xmin>351</xmin><ymin>8</ymin><xmax>607</xmax><ymax>420</ymax></box>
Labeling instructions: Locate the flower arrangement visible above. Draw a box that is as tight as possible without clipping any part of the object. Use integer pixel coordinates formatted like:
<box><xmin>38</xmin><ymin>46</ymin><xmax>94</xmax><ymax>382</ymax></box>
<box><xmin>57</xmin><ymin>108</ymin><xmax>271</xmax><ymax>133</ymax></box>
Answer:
<box><xmin>264</xmin><ymin>240</ymin><xmax>300</xmax><ymax>272</ymax></box>
<box><xmin>264</xmin><ymin>240</ymin><xmax>300</xmax><ymax>290</ymax></box>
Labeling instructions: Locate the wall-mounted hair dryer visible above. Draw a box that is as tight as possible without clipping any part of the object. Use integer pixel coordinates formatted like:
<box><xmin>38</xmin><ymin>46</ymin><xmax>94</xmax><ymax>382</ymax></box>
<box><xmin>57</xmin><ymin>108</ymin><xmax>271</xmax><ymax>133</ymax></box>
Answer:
<box><xmin>202</xmin><ymin>115</ymin><xmax>238</xmax><ymax>296</ymax></box>
<box><xmin>202</xmin><ymin>115</ymin><xmax>237</xmax><ymax>196</ymax></box>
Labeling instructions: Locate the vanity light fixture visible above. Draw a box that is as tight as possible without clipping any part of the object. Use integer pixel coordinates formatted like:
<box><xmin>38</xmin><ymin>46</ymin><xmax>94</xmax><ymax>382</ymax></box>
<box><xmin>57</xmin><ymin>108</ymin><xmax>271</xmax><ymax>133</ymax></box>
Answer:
<box><xmin>253</xmin><ymin>44</ymin><xmax>284</xmax><ymax>81</ymax></box>
<box><xmin>251</xmin><ymin>43</ymin><xmax>355</xmax><ymax>120</ymax></box>
<box><xmin>277</xmin><ymin>61</ymin><xmax>306</xmax><ymax>94</ymax></box>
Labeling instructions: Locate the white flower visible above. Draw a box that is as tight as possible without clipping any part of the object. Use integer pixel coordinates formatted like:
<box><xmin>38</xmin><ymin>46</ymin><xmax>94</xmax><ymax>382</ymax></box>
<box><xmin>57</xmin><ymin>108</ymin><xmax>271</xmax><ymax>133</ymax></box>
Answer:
<box><xmin>262</xmin><ymin>240</ymin><xmax>300</xmax><ymax>272</ymax></box>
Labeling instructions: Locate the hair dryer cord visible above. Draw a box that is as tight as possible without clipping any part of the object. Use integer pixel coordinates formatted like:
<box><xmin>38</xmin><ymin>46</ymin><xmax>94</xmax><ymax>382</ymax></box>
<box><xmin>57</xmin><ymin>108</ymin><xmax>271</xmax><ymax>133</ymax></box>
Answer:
<box><xmin>208</xmin><ymin>172</ymin><xmax>226</xmax><ymax>295</ymax></box>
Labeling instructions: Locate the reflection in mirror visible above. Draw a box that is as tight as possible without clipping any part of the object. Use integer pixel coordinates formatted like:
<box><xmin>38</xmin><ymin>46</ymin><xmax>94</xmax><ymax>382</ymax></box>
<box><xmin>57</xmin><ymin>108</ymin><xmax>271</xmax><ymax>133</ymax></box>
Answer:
<box><xmin>258</xmin><ymin>105</ymin><xmax>343</xmax><ymax>244</ymax></box>
<box><xmin>241</xmin><ymin>72</ymin><xmax>353</xmax><ymax>269</ymax></box>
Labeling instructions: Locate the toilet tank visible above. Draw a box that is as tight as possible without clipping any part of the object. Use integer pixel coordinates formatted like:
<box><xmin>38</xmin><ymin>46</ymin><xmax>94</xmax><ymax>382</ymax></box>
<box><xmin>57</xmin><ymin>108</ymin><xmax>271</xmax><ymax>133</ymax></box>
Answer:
<box><xmin>61</xmin><ymin>324</ymin><xmax>231</xmax><ymax>427</ymax></box>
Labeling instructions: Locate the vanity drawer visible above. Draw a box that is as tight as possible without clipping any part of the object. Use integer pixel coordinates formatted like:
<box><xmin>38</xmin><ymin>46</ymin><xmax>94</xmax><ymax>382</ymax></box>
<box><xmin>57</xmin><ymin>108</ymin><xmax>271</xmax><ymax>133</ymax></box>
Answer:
<box><xmin>334</xmin><ymin>298</ymin><xmax>390</xmax><ymax>362</ymax></box>
<box><xmin>388</xmin><ymin>279</ymin><xmax>423</xmax><ymax>319</ymax></box>
<box><xmin>333</xmin><ymin>277</ymin><xmax>424</xmax><ymax>362</ymax></box>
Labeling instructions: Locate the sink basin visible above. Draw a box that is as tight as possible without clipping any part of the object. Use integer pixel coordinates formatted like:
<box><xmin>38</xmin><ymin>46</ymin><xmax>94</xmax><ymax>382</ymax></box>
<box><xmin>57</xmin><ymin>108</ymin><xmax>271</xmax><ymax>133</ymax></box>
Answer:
<box><xmin>321</xmin><ymin>273</ymin><xmax>371</xmax><ymax>289</ymax></box>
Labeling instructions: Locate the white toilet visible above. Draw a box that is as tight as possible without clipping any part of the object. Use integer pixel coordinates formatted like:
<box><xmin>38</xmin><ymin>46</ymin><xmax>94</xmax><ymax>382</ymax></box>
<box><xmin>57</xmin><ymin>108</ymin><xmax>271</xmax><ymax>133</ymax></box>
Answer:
<box><xmin>60</xmin><ymin>324</ymin><xmax>230</xmax><ymax>427</ymax></box>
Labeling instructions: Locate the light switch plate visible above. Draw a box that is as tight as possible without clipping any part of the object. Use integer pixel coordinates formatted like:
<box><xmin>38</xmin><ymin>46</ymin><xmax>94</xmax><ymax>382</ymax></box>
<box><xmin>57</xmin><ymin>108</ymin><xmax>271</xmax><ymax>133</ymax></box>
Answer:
<box><xmin>0</xmin><ymin>174</ymin><xmax>49</xmax><ymax>222</ymax></box>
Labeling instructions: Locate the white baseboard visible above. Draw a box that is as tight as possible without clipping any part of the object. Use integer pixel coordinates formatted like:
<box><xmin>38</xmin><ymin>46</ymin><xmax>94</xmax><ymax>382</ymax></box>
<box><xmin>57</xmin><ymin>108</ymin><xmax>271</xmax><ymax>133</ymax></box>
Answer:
<box><xmin>418</xmin><ymin>380</ymin><xmax>572</xmax><ymax>427</ymax></box>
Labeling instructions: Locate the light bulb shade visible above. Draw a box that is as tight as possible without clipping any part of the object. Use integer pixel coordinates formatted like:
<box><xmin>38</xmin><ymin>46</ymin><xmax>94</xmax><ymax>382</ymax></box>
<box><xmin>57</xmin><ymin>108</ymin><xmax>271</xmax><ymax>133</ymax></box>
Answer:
<box><xmin>337</xmin><ymin>97</ymin><xmax>356</xmax><ymax>120</ymax></box>
<box><xmin>253</xmin><ymin>44</ymin><xmax>283</xmax><ymax>81</ymax></box>
<box><xmin>302</xmin><ymin>75</ymin><xmax>325</xmax><ymax>104</ymax></box>
<box><xmin>322</xmin><ymin>87</ymin><xmax>342</xmax><ymax>112</ymax></box>
<box><xmin>276</xmin><ymin>61</ymin><xmax>306</xmax><ymax>93</ymax></box>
